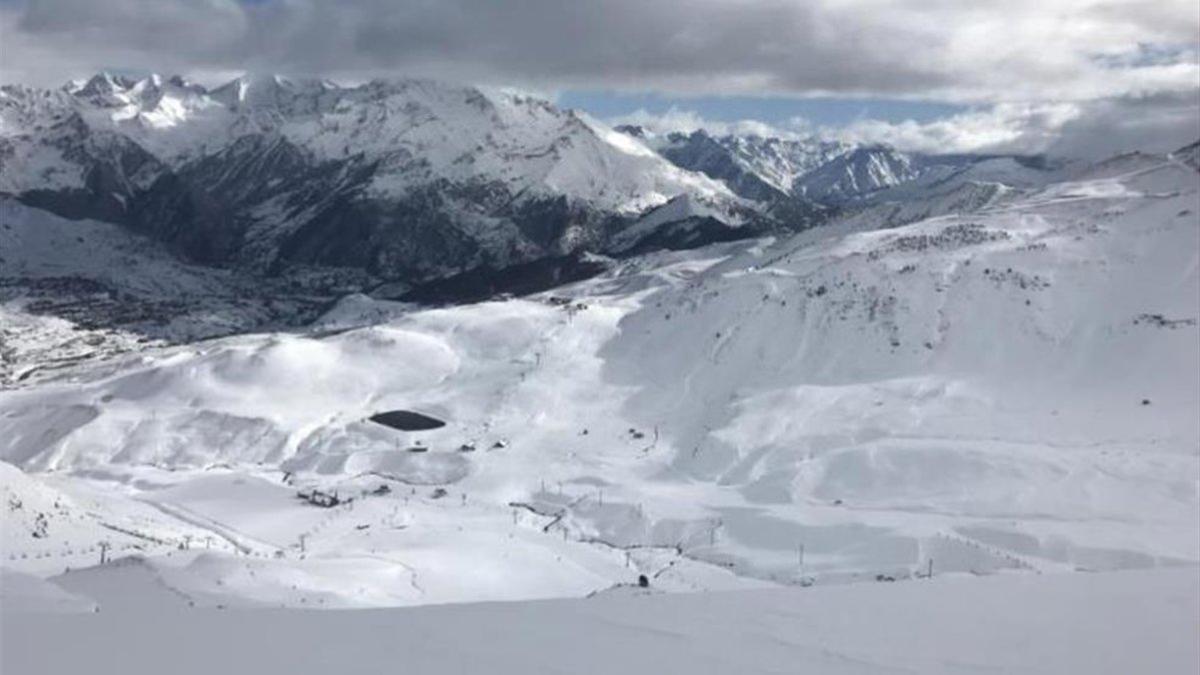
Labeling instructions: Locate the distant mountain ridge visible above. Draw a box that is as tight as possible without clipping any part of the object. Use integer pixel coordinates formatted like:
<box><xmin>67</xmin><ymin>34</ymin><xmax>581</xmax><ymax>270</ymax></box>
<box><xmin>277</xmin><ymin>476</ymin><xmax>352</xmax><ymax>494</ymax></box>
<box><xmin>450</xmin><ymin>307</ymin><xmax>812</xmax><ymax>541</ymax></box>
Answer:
<box><xmin>2</xmin><ymin>72</ymin><xmax>1085</xmax><ymax>292</ymax></box>
<box><xmin>617</xmin><ymin>126</ymin><xmax>848</xmax><ymax>203</ymax></box>
<box><xmin>1</xmin><ymin>73</ymin><xmax>767</xmax><ymax>287</ymax></box>
<box><xmin>616</xmin><ymin>125</ymin><xmax>1055</xmax><ymax>206</ymax></box>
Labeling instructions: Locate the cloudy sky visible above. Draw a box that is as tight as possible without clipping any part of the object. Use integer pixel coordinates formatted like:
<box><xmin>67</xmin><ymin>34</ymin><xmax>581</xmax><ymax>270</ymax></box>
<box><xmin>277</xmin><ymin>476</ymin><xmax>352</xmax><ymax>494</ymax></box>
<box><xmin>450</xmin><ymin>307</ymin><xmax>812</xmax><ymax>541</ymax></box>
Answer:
<box><xmin>1</xmin><ymin>0</ymin><xmax>1197</xmax><ymax>156</ymax></box>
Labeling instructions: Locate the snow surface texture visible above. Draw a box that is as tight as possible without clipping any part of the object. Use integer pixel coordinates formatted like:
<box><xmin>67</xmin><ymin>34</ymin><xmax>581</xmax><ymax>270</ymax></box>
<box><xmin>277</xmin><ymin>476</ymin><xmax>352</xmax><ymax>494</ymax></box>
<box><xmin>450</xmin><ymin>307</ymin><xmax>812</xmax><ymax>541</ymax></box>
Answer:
<box><xmin>2</xmin><ymin>151</ymin><xmax>1196</xmax><ymax>624</ymax></box>
<box><xmin>2</xmin><ymin>567</ymin><xmax>1196</xmax><ymax>675</ymax></box>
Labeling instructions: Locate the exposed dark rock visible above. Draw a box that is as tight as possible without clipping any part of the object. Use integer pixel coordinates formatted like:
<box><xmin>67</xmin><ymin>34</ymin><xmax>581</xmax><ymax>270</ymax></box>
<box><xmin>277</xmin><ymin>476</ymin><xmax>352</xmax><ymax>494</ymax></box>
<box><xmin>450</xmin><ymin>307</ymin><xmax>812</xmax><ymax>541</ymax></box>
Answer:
<box><xmin>396</xmin><ymin>251</ymin><xmax>613</xmax><ymax>305</ymax></box>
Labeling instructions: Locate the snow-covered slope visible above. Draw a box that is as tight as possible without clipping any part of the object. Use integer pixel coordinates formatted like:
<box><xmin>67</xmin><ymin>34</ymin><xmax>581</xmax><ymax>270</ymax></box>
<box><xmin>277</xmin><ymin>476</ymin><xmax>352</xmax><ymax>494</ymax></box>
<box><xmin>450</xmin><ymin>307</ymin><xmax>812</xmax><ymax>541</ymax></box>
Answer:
<box><xmin>821</xmin><ymin>155</ymin><xmax>1060</xmax><ymax>231</ymax></box>
<box><xmin>4</xmin><ymin>567</ymin><xmax>1196</xmax><ymax>675</ymax></box>
<box><xmin>1172</xmin><ymin>139</ymin><xmax>1200</xmax><ymax>171</ymax></box>
<box><xmin>1</xmin><ymin>153</ymin><xmax>1195</xmax><ymax>608</ymax></box>
<box><xmin>1</xmin><ymin>74</ymin><xmax>744</xmax><ymax>283</ymax></box>
<box><xmin>830</xmin><ymin>179</ymin><xmax>1018</xmax><ymax>232</ymax></box>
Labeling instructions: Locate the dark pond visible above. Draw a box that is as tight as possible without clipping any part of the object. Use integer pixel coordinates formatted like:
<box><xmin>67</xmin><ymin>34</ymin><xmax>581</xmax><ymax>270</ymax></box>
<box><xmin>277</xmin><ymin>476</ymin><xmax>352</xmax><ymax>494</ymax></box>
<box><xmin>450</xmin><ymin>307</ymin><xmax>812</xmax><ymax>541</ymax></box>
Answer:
<box><xmin>369</xmin><ymin>410</ymin><xmax>446</xmax><ymax>431</ymax></box>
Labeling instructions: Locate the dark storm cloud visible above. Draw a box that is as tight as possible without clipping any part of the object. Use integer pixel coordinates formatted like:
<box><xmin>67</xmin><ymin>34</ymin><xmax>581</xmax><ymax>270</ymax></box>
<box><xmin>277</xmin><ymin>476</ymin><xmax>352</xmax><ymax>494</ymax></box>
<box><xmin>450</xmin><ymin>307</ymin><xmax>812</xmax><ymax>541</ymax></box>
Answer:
<box><xmin>1</xmin><ymin>0</ymin><xmax>1196</xmax><ymax>156</ymax></box>
<box><xmin>3</xmin><ymin>0</ymin><xmax>1197</xmax><ymax>102</ymax></box>
<box><xmin>1046</xmin><ymin>92</ymin><xmax>1200</xmax><ymax>158</ymax></box>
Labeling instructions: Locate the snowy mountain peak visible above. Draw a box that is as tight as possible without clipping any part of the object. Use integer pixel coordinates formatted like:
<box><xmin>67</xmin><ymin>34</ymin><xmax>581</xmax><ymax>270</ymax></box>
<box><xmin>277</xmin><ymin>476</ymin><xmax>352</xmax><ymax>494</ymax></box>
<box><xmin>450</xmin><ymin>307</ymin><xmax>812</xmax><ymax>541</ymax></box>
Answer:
<box><xmin>794</xmin><ymin>144</ymin><xmax>918</xmax><ymax>202</ymax></box>
<box><xmin>616</xmin><ymin>125</ymin><xmax>850</xmax><ymax>203</ymax></box>
<box><xmin>70</xmin><ymin>71</ymin><xmax>137</xmax><ymax>99</ymax></box>
<box><xmin>208</xmin><ymin>73</ymin><xmax>342</xmax><ymax>112</ymax></box>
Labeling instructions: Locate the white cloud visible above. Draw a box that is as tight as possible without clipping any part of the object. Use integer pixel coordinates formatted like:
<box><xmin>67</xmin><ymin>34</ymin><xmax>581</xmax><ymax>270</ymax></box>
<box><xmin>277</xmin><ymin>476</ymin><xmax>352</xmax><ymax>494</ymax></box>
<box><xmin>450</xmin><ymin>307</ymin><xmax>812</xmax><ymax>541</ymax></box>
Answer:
<box><xmin>603</xmin><ymin>95</ymin><xmax>1199</xmax><ymax>159</ymax></box>
<box><xmin>606</xmin><ymin>107</ymin><xmax>810</xmax><ymax>139</ymax></box>
<box><xmin>833</xmin><ymin>104</ymin><xmax>1085</xmax><ymax>155</ymax></box>
<box><xmin>2</xmin><ymin>0</ymin><xmax>1195</xmax><ymax>156</ymax></box>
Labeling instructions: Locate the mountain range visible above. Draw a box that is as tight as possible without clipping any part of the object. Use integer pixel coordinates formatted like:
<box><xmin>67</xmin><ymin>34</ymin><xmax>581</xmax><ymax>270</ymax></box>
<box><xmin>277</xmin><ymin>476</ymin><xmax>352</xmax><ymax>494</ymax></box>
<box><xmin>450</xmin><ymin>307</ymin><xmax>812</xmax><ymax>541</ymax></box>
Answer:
<box><xmin>3</xmin><ymin>73</ymin><xmax>1056</xmax><ymax>293</ymax></box>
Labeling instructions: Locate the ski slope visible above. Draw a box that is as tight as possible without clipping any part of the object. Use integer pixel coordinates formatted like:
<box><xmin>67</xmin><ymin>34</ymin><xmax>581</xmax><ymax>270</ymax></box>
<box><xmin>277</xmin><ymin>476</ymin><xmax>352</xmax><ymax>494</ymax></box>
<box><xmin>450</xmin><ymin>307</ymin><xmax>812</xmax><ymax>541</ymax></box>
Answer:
<box><xmin>1</xmin><ymin>154</ymin><xmax>1197</xmax><ymax>617</ymax></box>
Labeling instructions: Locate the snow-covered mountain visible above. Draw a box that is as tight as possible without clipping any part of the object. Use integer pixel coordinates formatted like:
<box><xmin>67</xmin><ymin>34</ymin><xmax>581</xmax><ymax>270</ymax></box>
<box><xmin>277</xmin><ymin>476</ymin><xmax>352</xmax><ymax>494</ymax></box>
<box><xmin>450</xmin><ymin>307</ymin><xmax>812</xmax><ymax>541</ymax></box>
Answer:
<box><xmin>819</xmin><ymin>155</ymin><xmax>1059</xmax><ymax>230</ymax></box>
<box><xmin>2</xmin><ymin>66</ymin><xmax>1198</xmax><ymax>630</ymax></box>
<box><xmin>2</xmin><ymin>73</ymin><xmax>755</xmax><ymax>285</ymax></box>
<box><xmin>1</xmin><ymin>148</ymin><xmax>1195</xmax><ymax>613</ymax></box>
<box><xmin>618</xmin><ymin>126</ymin><xmax>846</xmax><ymax>203</ymax></box>
<box><xmin>618</xmin><ymin>125</ymin><xmax>1056</xmax><ymax>216</ymax></box>
<box><xmin>3</xmin><ymin>73</ymin><xmax>1070</xmax><ymax>293</ymax></box>
<box><xmin>791</xmin><ymin>144</ymin><xmax>919</xmax><ymax>201</ymax></box>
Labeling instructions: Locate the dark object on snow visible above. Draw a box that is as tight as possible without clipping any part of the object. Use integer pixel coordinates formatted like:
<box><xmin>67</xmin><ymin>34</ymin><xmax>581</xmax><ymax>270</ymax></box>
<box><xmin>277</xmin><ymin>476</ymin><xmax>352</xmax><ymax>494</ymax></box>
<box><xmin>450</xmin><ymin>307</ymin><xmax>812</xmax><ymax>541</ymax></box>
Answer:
<box><xmin>297</xmin><ymin>489</ymin><xmax>346</xmax><ymax>508</ymax></box>
<box><xmin>369</xmin><ymin>484</ymin><xmax>391</xmax><ymax>496</ymax></box>
<box><xmin>637</xmin><ymin>574</ymin><xmax>649</xmax><ymax>588</ymax></box>
<box><xmin>430</xmin><ymin>488</ymin><xmax>448</xmax><ymax>499</ymax></box>
<box><xmin>370</xmin><ymin>410</ymin><xmax>446</xmax><ymax>431</ymax></box>
<box><xmin>31</xmin><ymin>512</ymin><xmax>49</xmax><ymax>539</ymax></box>
<box><xmin>491</xmin><ymin>440</ymin><xmax>508</xmax><ymax>449</ymax></box>
<box><xmin>458</xmin><ymin>443</ymin><xmax>477</xmax><ymax>452</ymax></box>
<box><xmin>406</xmin><ymin>445</ymin><xmax>429</xmax><ymax>453</ymax></box>
<box><xmin>1141</xmin><ymin>399</ymin><xmax>1151</xmax><ymax>406</ymax></box>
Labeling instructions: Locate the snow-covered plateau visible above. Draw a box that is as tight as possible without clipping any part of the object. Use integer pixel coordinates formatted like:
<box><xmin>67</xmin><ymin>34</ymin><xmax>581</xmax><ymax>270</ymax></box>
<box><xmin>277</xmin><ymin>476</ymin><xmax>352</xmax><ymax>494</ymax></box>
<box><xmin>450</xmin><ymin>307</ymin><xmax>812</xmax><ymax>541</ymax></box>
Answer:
<box><xmin>1</xmin><ymin>122</ymin><xmax>1198</xmax><ymax>672</ymax></box>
